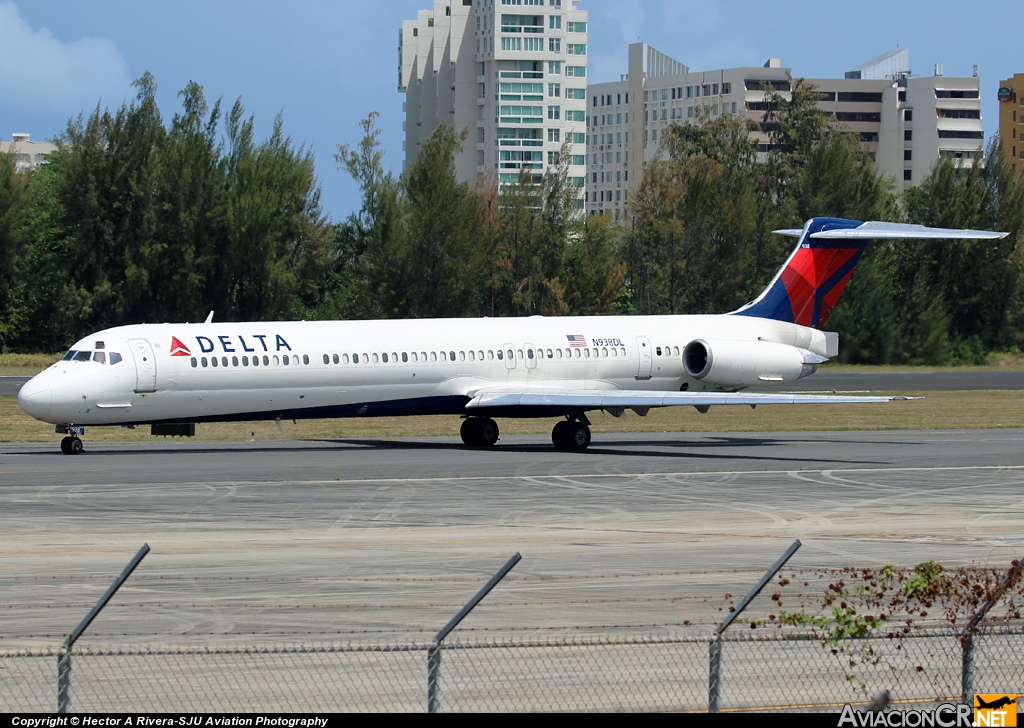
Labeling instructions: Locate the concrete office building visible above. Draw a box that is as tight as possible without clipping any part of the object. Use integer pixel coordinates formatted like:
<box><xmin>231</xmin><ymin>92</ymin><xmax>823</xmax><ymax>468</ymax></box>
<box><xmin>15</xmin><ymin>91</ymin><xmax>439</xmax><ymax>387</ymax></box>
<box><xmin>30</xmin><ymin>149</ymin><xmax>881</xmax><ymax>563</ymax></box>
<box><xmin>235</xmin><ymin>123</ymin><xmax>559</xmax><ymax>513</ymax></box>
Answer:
<box><xmin>587</xmin><ymin>45</ymin><xmax>983</xmax><ymax>220</ymax></box>
<box><xmin>400</xmin><ymin>0</ymin><xmax>588</xmax><ymax>198</ymax></box>
<box><xmin>0</xmin><ymin>133</ymin><xmax>56</xmax><ymax>172</ymax></box>
<box><xmin>998</xmin><ymin>73</ymin><xmax>1024</xmax><ymax>173</ymax></box>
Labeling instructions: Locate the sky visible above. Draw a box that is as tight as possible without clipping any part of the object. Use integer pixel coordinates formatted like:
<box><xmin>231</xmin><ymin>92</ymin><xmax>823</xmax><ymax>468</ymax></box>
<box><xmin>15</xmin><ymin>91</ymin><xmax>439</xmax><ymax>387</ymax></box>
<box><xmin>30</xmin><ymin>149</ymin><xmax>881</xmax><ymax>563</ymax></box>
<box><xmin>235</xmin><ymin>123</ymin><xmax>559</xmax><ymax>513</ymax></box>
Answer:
<box><xmin>0</xmin><ymin>0</ymin><xmax>1018</xmax><ymax>221</ymax></box>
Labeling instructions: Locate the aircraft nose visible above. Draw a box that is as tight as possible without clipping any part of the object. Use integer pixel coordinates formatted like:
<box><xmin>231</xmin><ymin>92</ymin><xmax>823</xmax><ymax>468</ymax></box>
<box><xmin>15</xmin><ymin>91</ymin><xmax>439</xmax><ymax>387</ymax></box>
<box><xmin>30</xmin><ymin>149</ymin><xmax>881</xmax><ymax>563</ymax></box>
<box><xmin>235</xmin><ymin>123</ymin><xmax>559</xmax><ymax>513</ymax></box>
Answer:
<box><xmin>18</xmin><ymin>377</ymin><xmax>52</xmax><ymax>420</ymax></box>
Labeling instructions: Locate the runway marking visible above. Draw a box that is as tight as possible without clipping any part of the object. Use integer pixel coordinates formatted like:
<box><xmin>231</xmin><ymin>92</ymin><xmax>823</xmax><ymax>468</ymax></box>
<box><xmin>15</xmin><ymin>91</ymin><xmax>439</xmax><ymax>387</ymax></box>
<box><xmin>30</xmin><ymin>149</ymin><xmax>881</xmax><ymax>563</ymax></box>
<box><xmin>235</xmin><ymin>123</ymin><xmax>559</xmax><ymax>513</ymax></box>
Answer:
<box><xmin>0</xmin><ymin>529</ymin><xmax>1014</xmax><ymax>556</ymax></box>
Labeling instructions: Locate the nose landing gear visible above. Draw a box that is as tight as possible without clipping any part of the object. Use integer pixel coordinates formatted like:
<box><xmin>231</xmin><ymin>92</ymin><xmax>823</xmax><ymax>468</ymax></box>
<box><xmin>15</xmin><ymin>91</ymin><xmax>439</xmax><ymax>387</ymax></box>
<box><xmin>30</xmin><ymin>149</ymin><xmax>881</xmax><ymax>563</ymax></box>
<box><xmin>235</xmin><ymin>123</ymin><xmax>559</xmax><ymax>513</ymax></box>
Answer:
<box><xmin>60</xmin><ymin>436</ymin><xmax>84</xmax><ymax>455</ymax></box>
<box><xmin>460</xmin><ymin>417</ymin><xmax>500</xmax><ymax>447</ymax></box>
<box><xmin>552</xmin><ymin>415</ymin><xmax>592</xmax><ymax>451</ymax></box>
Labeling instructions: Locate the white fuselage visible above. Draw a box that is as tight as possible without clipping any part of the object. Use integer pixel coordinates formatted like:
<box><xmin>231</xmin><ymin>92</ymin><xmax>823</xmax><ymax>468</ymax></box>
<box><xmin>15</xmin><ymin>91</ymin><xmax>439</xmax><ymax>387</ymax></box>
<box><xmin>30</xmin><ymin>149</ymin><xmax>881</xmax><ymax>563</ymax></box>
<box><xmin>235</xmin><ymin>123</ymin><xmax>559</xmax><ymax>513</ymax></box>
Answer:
<box><xmin>17</xmin><ymin>314</ymin><xmax>833</xmax><ymax>427</ymax></box>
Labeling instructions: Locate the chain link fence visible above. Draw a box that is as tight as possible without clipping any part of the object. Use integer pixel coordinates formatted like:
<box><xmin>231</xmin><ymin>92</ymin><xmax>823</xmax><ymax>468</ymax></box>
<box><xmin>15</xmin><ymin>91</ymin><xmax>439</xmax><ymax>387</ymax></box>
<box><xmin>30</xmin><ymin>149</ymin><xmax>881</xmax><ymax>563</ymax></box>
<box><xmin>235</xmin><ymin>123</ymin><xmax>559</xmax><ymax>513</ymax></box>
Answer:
<box><xmin>3</xmin><ymin>628</ymin><xmax>1022</xmax><ymax>712</ymax></box>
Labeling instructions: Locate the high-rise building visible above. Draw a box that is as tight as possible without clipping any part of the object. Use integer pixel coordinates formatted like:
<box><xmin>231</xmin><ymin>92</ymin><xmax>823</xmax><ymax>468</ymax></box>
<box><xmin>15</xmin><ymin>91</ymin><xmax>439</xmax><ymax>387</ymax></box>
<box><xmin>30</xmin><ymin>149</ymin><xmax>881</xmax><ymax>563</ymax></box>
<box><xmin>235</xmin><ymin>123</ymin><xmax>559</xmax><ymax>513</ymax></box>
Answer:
<box><xmin>586</xmin><ymin>45</ymin><xmax>983</xmax><ymax>220</ymax></box>
<box><xmin>400</xmin><ymin>0</ymin><xmax>588</xmax><ymax>200</ymax></box>
<box><xmin>998</xmin><ymin>73</ymin><xmax>1024</xmax><ymax>173</ymax></box>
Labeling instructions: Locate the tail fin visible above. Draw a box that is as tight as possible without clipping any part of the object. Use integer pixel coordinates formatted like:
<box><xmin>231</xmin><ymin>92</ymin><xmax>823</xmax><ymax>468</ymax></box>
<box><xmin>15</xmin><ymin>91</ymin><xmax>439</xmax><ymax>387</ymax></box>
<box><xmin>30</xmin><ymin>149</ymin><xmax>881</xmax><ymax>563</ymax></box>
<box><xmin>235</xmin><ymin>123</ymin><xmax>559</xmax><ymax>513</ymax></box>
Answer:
<box><xmin>732</xmin><ymin>217</ymin><xmax>1008</xmax><ymax>330</ymax></box>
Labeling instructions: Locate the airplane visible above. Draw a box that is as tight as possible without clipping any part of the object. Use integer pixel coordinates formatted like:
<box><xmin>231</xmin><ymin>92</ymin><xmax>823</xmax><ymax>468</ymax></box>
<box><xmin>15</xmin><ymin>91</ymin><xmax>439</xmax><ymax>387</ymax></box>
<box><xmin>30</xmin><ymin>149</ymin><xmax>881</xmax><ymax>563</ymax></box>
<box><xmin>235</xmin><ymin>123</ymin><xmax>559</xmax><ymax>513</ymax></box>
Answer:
<box><xmin>16</xmin><ymin>217</ymin><xmax>1007</xmax><ymax>455</ymax></box>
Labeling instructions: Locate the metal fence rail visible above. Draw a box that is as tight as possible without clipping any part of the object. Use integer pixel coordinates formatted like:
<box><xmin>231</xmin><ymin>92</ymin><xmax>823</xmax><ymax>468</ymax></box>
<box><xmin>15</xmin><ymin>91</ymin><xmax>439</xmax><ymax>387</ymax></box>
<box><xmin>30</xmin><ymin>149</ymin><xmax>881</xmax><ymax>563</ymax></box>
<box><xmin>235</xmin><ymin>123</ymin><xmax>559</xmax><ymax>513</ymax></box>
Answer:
<box><xmin>2</xmin><ymin>629</ymin><xmax>1022</xmax><ymax>712</ymax></box>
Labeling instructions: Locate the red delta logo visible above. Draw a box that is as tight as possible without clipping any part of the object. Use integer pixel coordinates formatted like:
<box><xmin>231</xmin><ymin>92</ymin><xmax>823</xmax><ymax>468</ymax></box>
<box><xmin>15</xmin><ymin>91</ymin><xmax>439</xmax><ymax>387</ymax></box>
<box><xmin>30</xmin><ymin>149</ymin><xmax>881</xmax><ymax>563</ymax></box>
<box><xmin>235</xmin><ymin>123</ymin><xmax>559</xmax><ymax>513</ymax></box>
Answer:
<box><xmin>170</xmin><ymin>337</ymin><xmax>192</xmax><ymax>357</ymax></box>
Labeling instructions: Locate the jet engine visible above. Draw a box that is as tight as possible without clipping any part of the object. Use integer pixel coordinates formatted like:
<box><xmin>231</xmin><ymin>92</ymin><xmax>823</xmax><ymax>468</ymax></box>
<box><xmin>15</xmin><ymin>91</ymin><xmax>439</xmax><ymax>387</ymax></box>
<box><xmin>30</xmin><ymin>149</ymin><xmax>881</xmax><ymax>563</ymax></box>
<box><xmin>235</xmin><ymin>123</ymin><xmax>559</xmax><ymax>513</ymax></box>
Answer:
<box><xmin>682</xmin><ymin>338</ymin><xmax>827</xmax><ymax>389</ymax></box>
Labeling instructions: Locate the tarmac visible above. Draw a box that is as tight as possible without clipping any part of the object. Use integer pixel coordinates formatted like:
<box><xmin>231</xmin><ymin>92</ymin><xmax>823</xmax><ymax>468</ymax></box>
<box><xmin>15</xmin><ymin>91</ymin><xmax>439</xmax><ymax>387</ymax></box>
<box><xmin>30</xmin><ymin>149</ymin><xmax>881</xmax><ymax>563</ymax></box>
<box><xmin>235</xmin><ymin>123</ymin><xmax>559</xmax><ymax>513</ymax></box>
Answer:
<box><xmin>1</xmin><ymin>430</ymin><xmax>1022</xmax><ymax>647</ymax></box>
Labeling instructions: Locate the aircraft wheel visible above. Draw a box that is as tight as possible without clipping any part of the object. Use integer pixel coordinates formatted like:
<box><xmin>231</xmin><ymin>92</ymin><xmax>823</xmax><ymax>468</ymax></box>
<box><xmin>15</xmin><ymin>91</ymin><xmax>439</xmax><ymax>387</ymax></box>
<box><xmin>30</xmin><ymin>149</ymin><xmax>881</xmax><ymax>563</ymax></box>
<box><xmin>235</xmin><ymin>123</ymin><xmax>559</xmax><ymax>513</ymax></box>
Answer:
<box><xmin>60</xmin><ymin>437</ymin><xmax>72</xmax><ymax>455</ymax></box>
<box><xmin>476</xmin><ymin>418</ymin><xmax>499</xmax><ymax>447</ymax></box>
<box><xmin>567</xmin><ymin>423</ymin><xmax>591</xmax><ymax>451</ymax></box>
<box><xmin>460</xmin><ymin>418</ymin><xmax>481</xmax><ymax>446</ymax></box>
<box><xmin>69</xmin><ymin>437</ymin><xmax>84</xmax><ymax>455</ymax></box>
<box><xmin>552</xmin><ymin>421</ymin><xmax>571</xmax><ymax>450</ymax></box>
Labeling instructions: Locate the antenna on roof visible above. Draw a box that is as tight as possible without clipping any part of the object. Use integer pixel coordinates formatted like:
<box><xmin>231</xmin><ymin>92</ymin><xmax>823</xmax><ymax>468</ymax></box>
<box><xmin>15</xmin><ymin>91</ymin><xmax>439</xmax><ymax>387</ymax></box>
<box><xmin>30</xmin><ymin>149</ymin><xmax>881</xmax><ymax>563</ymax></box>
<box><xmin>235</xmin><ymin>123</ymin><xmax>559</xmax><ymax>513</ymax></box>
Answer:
<box><xmin>204</xmin><ymin>311</ymin><xmax>214</xmax><ymax>324</ymax></box>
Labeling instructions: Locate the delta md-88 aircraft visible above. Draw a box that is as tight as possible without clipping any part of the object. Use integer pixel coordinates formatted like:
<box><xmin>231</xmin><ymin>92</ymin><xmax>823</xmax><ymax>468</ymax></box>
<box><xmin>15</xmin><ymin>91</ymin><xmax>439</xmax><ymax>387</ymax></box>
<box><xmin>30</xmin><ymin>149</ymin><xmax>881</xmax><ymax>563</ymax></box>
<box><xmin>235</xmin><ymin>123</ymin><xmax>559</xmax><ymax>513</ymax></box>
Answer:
<box><xmin>17</xmin><ymin>218</ymin><xmax>1007</xmax><ymax>454</ymax></box>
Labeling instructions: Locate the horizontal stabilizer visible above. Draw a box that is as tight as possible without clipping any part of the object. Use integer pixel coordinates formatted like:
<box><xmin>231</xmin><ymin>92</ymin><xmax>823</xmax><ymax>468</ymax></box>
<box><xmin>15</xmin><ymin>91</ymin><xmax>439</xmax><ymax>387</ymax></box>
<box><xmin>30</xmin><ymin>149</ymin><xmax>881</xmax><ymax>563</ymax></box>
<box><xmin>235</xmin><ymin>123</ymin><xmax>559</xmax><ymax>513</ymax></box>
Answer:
<box><xmin>810</xmin><ymin>221</ymin><xmax>1008</xmax><ymax>240</ymax></box>
<box><xmin>465</xmin><ymin>387</ymin><xmax>909</xmax><ymax>411</ymax></box>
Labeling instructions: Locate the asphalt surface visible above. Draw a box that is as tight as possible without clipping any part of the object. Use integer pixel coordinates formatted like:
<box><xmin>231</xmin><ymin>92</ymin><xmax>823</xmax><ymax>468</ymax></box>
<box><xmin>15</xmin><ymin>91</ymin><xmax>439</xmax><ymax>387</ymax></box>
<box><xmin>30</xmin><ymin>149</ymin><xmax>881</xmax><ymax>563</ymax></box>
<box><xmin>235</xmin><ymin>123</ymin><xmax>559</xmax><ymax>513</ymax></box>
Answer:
<box><xmin>2</xmin><ymin>430</ymin><xmax>1022</xmax><ymax>647</ymax></box>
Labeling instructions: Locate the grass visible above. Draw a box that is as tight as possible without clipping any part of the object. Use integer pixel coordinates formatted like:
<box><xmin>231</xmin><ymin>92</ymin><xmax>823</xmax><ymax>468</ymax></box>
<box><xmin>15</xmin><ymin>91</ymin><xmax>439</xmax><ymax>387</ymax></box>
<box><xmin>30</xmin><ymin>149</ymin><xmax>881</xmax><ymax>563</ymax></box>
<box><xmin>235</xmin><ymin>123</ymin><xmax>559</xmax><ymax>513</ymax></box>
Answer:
<box><xmin>2</xmin><ymin>390</ymin><xmax>1023</xmax><ymax>443</ymax></box>
<box><xmin>0</xmin><ymin>353</ymin><xmax>62</xmax><ymax>375</ymax></box>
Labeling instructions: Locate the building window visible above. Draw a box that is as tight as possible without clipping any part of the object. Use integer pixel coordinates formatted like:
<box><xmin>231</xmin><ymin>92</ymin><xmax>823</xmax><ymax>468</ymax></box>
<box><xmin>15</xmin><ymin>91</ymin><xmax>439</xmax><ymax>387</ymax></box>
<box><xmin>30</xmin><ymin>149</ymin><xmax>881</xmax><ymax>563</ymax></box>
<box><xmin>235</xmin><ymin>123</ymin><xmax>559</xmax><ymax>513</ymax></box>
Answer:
<box><xmin>904</xmin><ymin>170</ymin><xmax>912</xmax><ymax>181</ymax></box>
<box><xmin>904</xmin><ymin>130</ymin><xmax>913</xmax><ymax>142</ymax></box>
<box><xmin>524</xmin><ymin>37</ymin><xmax>543</xmax><ymax>51</ymax></box>
<box><xmin>548</xmin><ymin>83</ymin><xmax>560</xmax><ymax>97</ymax></box>
<box><xmin>566</xmin><ymin>65</ymin><xmax>585</xmax><ymax>77</ymax></box>
<box><xmin>567</xmin><ymin>43</ymin><xmax>586</xmax><ymax>55</ymax></box>
<box><xmin>501</xmin><ymin>37</ymin><xmax>522</xmax><ymax>51</ymax></box>
<box><xmin>548</xmin><ymin>37</ymin><xmax>561</xmax><ymax>52</ymax></box>
<box><xmin>567</xmin><ymin>20</ymin><xmax>585</xmax><ymax>32</ymax></box>
<box><xmin>548</xmin><ymin>61</ymin><xmax>561</xmax><ymax>74</ymax></box>
<box><xmin>904</xmin><ymin>109</ymin><xmax>913</xmax><ymax>122</ymax></box>
<box><xmin>548</xmin><ymin>128</ymin><xmax>560</xmax><ymax>142</ymax></box>
<box><xmin>549</xmin><ymin>15</ymin><xmax>561</xmax><ymax>29</ymax></box>
<box><xmin>547</xmin><ymin>105</ymin><xmax>560</xmax><ymax>119</ymax></box>
<box><xmin>904</xmin><ymin>149</ymin><xmax>912</xmax><ymax>161</ymax></box>
<box><xmin>547</xmin><ymin>151</ymin><xmax>559</xmax><ymax>164</ymax></box>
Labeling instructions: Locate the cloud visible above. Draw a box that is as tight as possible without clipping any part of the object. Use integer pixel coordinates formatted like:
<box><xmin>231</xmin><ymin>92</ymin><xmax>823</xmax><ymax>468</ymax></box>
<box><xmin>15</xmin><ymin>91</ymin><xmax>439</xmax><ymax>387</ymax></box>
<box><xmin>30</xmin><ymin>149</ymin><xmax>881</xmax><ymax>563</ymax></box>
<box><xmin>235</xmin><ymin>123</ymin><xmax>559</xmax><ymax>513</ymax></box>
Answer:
<box><xmin>0</xmin><ymin>1</ymin><xmax>130</xmax><ymax>115</ymax></box>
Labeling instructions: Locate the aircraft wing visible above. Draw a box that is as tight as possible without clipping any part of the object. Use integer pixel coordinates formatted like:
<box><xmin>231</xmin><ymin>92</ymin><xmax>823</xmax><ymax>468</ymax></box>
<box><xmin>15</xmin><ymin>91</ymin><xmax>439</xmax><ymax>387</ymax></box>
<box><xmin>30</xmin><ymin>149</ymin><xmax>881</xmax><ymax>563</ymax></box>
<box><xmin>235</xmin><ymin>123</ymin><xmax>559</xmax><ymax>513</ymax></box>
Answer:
<box><xmin>465</xmin><ymin>387</ymin><xmax>908</xmax><ymax>411</ymax></box>
<box><xmin>773</xmin><ymin>221</ymin><xmax>1008</xmax><ymax>240</ymax></box>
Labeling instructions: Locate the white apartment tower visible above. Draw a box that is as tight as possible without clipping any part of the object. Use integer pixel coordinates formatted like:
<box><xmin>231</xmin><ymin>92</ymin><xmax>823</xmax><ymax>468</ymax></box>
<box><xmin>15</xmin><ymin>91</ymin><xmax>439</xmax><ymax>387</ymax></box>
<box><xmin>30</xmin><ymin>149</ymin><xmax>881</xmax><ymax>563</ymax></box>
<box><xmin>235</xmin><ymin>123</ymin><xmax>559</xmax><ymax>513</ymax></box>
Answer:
<box><xmin>400</xmin><ymin>0</ymin><xmax>588</xmax><ymax>199</ymax></box>
<box><xmin>587</xmin><ymin>45</ymin><xmax>983</xmax><ymax>219</ymax></box>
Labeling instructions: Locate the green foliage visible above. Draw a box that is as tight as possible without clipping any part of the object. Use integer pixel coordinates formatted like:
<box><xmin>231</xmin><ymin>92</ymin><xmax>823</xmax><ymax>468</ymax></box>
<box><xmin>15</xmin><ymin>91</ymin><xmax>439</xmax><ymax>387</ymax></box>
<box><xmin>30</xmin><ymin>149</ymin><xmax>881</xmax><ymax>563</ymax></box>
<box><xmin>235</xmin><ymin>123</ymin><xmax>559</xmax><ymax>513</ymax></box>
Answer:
<box><xmin>7</xmin><ymin>73</ymin><xmax>330</xmax><ymax>351</ymax></box>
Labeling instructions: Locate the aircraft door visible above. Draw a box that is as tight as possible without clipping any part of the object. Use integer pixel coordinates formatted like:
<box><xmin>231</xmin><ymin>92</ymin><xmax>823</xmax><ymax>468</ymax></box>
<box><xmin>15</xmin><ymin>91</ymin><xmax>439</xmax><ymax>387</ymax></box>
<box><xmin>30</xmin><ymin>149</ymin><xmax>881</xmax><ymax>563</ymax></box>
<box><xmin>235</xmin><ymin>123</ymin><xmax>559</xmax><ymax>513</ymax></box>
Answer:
<box><xmin>128</xmin><ymin>338</ymin><xmax>158</xmax><ymax>392</ymax></box>
<box><xmin>635</xmin><ymin>337</ymin><xmax>653</xmax><ymax>380</ymax></box>
<box><xmin>524</xmin><ymin>342</ymin><xmax>537</xmax><ymax>370</ymax></box>
<box><xmin>503</xmin><ymin>343</ymin><xmax>516</xmax><ymax>370</ymax></box>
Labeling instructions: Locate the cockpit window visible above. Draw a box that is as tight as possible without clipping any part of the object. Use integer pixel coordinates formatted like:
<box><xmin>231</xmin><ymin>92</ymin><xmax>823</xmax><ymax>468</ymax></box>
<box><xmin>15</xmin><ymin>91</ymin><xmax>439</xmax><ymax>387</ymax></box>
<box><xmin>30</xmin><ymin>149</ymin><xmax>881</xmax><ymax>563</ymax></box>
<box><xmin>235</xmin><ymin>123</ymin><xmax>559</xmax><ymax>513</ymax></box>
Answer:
<box><xmin>73</xmin><ymin>351</ymin><xmax>92</xmax><ymax>362</ymax></box>
<box><xmin>109</xmin><ymin>352</ymin><xmax>123</xmax><ymax>365</ymax></box>
<box><xmin>62</xmin><ymin>350</ymin><xmax>77</xmax><ymax>361</ymax></box>
<box><xmin>92</xmin><ymin>352</ymin><xmax>107</xmax><ymax>364</ymax></box>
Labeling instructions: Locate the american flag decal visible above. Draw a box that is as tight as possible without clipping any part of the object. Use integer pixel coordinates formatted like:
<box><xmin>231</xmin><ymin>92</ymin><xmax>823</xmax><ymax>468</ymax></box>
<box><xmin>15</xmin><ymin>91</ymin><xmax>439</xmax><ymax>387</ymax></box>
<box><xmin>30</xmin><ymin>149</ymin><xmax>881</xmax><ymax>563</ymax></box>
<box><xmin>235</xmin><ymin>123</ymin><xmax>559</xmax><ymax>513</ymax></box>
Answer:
<box><xmin>566</xmin><ymin>335</ymin><xmax>587</xmax><ymax>347</ymax></box>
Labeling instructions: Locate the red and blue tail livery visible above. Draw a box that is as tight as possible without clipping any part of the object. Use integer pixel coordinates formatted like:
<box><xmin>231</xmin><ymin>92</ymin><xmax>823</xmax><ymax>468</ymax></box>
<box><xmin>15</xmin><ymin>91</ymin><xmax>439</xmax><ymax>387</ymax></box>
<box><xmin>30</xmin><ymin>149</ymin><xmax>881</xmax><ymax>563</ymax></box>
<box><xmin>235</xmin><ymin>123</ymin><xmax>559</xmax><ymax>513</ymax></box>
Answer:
<box><xmin>733</xmin><ymin>218</ymin><xmax>1008</xmax><ymax>330</ymax></box>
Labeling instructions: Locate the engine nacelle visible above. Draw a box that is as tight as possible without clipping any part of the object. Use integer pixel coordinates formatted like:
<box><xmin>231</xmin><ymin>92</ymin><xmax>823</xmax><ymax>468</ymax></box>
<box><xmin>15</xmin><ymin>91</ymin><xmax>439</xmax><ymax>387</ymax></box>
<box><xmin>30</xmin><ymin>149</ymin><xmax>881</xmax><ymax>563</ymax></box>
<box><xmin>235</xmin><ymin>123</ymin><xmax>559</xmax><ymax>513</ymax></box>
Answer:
<box><xmin>682</xmin><ymin>338</ymin><xmax>826</xmax><ymax>388</ymax></box>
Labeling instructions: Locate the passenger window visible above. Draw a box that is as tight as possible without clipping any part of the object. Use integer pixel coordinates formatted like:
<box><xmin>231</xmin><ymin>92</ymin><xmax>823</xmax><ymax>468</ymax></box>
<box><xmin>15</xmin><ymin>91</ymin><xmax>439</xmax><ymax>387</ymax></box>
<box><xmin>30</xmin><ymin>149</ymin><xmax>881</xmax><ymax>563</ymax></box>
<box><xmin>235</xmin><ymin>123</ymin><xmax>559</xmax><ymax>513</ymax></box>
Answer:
<box><xmin>403</xmin><ymin>352</ymin><xmax>409</xmax><ymax>363</ymax></box>
<box><xmin>372</xmin><ymin>353</ymin><xmax>379</xmax><ymax>363</ymax></box>
<box><xmin>74</xmin><ymin>351</ymin><xmax>92</xmax><ymax>362</ymax></box>
<box><xmin>611</xmin><ymin>348</ymin><xmax>617</xmax><ymax>358</ymax></box>
<box><xmin>497</xmin><ymin>350</ymin><xmax>503</xmax><ymax>360</ymax></box>
<box><xmin>352</xmin><ymin>354</ymin><xmax>359</xmax><ymax>364</ymax></box>
<box><xmin>656</xmin><ymin>347</ymin><xmax>662</xmax><ymax>356</ymax></box>
<box><xmin>252</xmin><ymin>356</ymin><xmax>259</xmax><ymax>367</ymax></box>
<box><xmin>283</xmin><ymin>355</ymin><xmax>290</xmax><ymax>365</ymax></box>
<box><xmin>391</xmin><ymin>352</ymin><xmax>398</xmax><ymax>363</ymax></box>
<box><xmin>584</xmin><ymin>349</ymin><xmax>591</xmax><ymax>358</ymax></box>
<box><xmin>273</xmin><ymin>355</ymin><xmax>280</xmax><ymax>365</ymax></box>
<box><xmin>334</xmin><ymin>354</ymin><xmax>340</xmax><ymax>364</ymax></box>
<box><xmin>323</xmin><ymin>354</ymin><xmax>329</xmax><ymax>365</ymax></box>
<box><xmin>222</xmin><ymin>357</ymin><xmax>229</xmax><ymax>367</ymax></box>
<box><xmin>621</xmin><ymin>347</ymin><xmax>627</xmax><ymax>356</ymax></box>
<box><xmin>63</xmin><ymin>350</ymin><xmax>77</xmax><ymax>361</ymax></box>
<box><xmin>546</xmin><ymin>349</ymin><xmax>553</xmax><ymax>358</ymax></box>
<box><xmin>201</xmin><ymin>357</ymin><xmax>208</xmax><ymax>367</ymax></box>
<box><xmin>212</xmin><ymin>357</ymin><xmax>219</xmax><ymax>368</ymax></box>
<box><xmin>263</xmin><ymin>355</ymin><xmax>270</xmax><ymax>366</ymax></box>
<box><xmin>487</xmin><ymin>350</ymin><xmax>494</xmax><ymax>360</ymax></box>
<box><xmin>449</xmin><ymin>351</ymin><xmax>456</xmax><ymax>361</ymax></box>
<box><xmin>460</xmin><ymin>351</ymin><xmax>466</xmax><ymax>361</ymax></box>
<box><xmin>602</xmin><ymin>347</ymin><xmax>608</xmax><ymax>357</ymax></box>
<box><xmin>565</xmin><ymin>349</ymin><xmax>572</xmax><ymax>358</ymax></box>
<box><xmin>382</xmin><ymin>353</ymin><xmax>388</xmax><ymax>363</ymax></box>
<box><xmin>556</xmin><ymin>349</ymin><xmax>563</xmax><ymax>359</ymax></box>
<box><xmin>190</xmin><ymin>357</ymin><xmax>197</xmax><ymax>368</ymax></box>
<box><xmin>591</xmin><ymin>348</ymin><xmax>597</xmax><ymax>358</ymax></box>
<box><xmin>410</xmin><ymin>352</ymin><xmax>417</xmax><ymax>362</ymax></box>
<box><xmin>242</xmin><ymin>356</ymin><xmax>249</xmax><ymax>366</ymax></box>
<box><xmin>302</xmin><ymin>355</ymin><xmax>309</xmax><ymax>365</ymax></box>
<box><xmin>232</xmin><ymin>356</ymin><xmax>239</xmax><ymax>367</ymax></box>
<box><xmin>431</xmin><ymin>352</ymin><xmax>437</xmax><ymax>362</ymax></box>
<box><xmin>574</xmin><ymin>349</ymin><xmax>581</xmax><ymax>358</ymax></box>
<box><xmin>527</xmin><ymin>349</ymin><xmax>534</xmax><ymax>359</ymax></box>
<box><xmin>93</xmin><ymin>352</ymin><xmax>106</xmax><ymax>364</ymax></box>
<box><xmin>95</xmin><ymin>341</ymin><xmax>105</xmax><ymax>350</ymax></box>
<box><xmin>420</xmin><ymin>351</ymin><xmax>427</xmax><ymax>361</ymax></box>
<box><xmin>674</xmin><ymin>346</ymin><xmax>680</xmax><ymax>356</ymax></box>
<box><xmin>515</xmin><ymin>349</ymin><xmax>522</xmax><ymax>359</ymax></box>
<box><xmin>478</xmin><ymin>350</ymin><xmax>484</xmax><ymax>360</ymax></box>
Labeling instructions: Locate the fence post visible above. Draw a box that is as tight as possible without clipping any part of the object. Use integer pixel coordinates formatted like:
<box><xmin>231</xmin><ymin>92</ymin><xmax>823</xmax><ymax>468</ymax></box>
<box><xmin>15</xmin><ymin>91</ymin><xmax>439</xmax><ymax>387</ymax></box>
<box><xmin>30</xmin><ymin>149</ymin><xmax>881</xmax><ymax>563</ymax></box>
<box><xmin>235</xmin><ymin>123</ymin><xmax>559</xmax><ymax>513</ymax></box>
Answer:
<box><xmin>56</xmin><ymin>544</ymin><xmax>150</xmax><ymax>714</ymax></box>
<box><xmin>961</xmin><ymin>632</ymin><xmax>974</xmax><ymax>706</ymax></box>
<box><xmin>427</xmin><ymin>644</ymin><xmax>441</xmax><ymax>713</ymax></box>
<box><xmin>959</xmin><ymin>559</ymin><xmax>1022</xmax><ymax>706</ymax></box>
<box><xmin>426</xmin><ymin>553</ymin><xmax>521</xmax><ymax>713</ymax></box>
<box><xmin>708</xmin><ymin>636</ymin><xmax>723</xmax><ymax>713</ymax></box>
<box><xmin>57</xmin><ymin>649</ymin><xmax>71</xmax><ymax>713</ymax></box>
<box><xmin>708</xmin><ymin>540</ymin><xmax>801</xmax><ymax>713</ymax></box>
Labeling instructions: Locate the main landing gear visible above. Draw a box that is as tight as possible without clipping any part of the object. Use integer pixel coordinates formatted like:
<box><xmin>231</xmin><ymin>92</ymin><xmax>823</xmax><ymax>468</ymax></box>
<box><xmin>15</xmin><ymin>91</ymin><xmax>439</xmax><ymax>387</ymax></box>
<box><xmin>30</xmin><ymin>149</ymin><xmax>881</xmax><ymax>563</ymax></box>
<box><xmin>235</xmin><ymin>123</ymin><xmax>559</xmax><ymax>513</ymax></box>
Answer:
<box><xmin>552</xmin><ymin>416</ymin><xmax>591</xmax><ymax>451</ymax></box>
<box><xmin>60</xmin><ymin>436</ymin><xmax>84</xmax><ymax>455</ymax></box>
<box><xmin>461</xmin><ymin>417</ymin><xmax>500</xmax><ymax>447</ymax></box>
